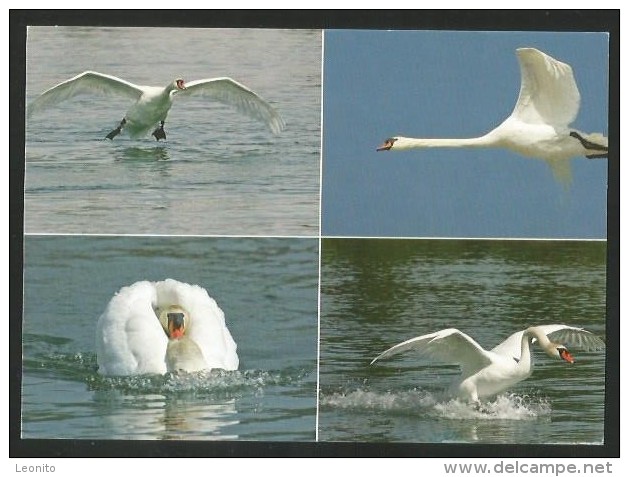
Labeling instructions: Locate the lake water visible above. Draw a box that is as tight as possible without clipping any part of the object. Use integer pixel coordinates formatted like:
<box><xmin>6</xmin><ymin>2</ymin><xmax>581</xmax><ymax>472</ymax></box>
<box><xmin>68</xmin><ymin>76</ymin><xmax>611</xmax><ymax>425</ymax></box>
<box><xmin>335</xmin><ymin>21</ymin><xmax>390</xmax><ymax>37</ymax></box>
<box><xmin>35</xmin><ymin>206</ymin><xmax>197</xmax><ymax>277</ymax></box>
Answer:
<box><xmin>25</xmin><ymin>27</ymin><xmax>321</xmax><ymax>235</ymax></box>
<box><xmin>318</xmin><ymin>239</ymin><xmax>607</xmax><ymax>444</ymax></box>
<box><xmin>22</xmin><ymin>236</ymin><xmax>318</xmax><ymax>440</ymax></box>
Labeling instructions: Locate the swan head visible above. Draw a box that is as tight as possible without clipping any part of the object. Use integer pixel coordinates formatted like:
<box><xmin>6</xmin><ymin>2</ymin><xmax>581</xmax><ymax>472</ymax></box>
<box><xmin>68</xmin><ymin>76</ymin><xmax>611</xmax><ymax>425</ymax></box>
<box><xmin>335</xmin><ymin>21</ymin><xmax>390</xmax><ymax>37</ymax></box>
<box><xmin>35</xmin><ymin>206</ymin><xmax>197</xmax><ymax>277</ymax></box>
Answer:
<box><xmin>157</xmin><ymin>305</ymin><xmax>190</xmax><ymax>340</ymax></box>
<box><xmin>376</xmin><ymin>137</ymin><xmax>399</xmax><ymax>151</ymax></box>
<box><xmin>550</xmin><ymin>344</ymin><xmax>575</xmax><ymax>364</ymax></box>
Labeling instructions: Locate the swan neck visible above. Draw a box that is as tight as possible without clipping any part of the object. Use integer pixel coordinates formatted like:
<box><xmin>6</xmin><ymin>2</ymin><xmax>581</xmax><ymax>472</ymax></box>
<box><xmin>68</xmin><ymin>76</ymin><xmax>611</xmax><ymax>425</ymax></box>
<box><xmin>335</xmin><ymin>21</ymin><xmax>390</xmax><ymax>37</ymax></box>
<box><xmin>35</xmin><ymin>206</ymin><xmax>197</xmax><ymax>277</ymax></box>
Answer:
<box><xmin>519</xmin><ymin>332</ymin><xmax>533</xmax><ymax>365</ymax></box>
<box><xmin>526</xmin><ymin>326</ymin><xmax>554</xmax><ymax>356</ymax></box>
<box><xmin>395</xmin><ymin>135</ymin><xmax>494</xmax><ymax>150</ymax></box>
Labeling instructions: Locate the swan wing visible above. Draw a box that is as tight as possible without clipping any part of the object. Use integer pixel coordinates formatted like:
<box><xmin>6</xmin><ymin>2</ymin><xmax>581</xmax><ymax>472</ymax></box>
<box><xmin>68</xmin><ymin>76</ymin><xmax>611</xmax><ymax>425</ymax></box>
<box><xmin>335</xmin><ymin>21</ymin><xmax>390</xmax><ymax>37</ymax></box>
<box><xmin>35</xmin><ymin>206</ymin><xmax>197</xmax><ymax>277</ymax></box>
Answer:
<box><xmin>28</xmin><ymin>71</ymin><xmax>145</xmax><ymax>118</ymax></box>
<box><xmin>510</xmin><ymin>48</ymin><xmax>581</xmax><ymax>127</ymax></box>
<box><xmin>491</xmin><ymin>324</ymin><xmax>605</xmax><ymax>359</ymax></box>
<box><xmin>178</xmin><ymin>77</ymin><xmax>285</xmax><ymax>134</ymax></box>
<box><xmin>543</xmin><ymin>324</ymin><xmax>606</xmax><ymax>351</ymax></box>
<box><xmin>370</xmin><ymin>328</ymin><xmax>493</xmax><ymax>376</ymax></box>
<box><xmin>96</xmin><ymin>281</ymin><xmax>168</xmax><ymax>376</ymax></box>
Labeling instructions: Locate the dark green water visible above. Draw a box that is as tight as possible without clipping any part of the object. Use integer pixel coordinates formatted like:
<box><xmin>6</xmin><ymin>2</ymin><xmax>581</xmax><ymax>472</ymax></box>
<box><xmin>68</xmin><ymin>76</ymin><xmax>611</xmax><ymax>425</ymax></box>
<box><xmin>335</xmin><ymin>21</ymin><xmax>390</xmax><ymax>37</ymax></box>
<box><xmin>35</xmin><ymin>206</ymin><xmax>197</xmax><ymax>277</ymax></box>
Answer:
<box><xmin>318</xmin><ymin>239</ymin><xmax>607</xmax><ymax>444</ymax></box>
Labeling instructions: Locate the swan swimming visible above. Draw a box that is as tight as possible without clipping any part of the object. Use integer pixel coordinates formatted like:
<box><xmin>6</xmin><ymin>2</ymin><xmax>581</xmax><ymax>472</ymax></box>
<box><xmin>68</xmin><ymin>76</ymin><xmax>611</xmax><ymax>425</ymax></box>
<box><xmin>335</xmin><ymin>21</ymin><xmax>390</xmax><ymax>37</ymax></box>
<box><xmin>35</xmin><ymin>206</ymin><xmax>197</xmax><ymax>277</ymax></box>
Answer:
<box><xmin>96</xmin><ymin>279</ymin><xmax>238</xmax><ymax>376</ymax></box>
<box><xmin>377</xmin><ymin>48</ymin><xmax>608</xmax><ymax>183</ymax></box>
<box><xmin>370</xmin><ymin>324</ymin><xmax>605</xmax><ymax>403</ymax></box>
<box><xmin>28</xmin><ymin>71</ymin><xmax>285</xmax><ymax>140</ymax></box>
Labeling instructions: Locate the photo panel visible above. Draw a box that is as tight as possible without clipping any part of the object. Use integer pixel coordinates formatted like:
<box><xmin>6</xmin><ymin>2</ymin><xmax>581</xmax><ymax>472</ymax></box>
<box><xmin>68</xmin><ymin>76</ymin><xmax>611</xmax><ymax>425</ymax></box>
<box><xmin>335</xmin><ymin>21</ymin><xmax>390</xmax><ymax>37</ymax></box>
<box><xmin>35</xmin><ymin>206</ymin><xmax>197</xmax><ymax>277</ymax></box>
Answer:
<box><xmin>22</xmin><ymin>235</ymin><xmax>319</xmax><ymax>441</ymax></box>
<box><xmin>318</xmin><ymin>238</ymin><xmax>607</xmax><ymax>444</ymax></box>
<box><xmin>25</xmin><ymin>27</ymin><xmax>321</xmax><ymax>236</ymax></box>
<box><xmin>321</xmin><ymin>30</ymin><xmax>608</xmax><ymax>239</ymax></box>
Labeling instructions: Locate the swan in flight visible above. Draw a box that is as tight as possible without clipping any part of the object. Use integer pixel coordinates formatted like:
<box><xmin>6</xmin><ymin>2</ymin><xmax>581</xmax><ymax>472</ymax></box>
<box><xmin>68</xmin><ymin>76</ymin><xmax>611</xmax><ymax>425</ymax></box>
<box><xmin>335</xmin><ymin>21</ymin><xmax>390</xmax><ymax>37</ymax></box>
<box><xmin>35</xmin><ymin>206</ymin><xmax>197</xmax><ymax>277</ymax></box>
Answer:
<box><xmin>96</xmin><ymin>279</ymin><xmax>239</xmax><ymax>376</ymax></box>
<box><xmin>377</xmin><ymin>48</ymin><xmax>608</xmax><ymax>183</ymax></box>
<box><xmin>28</xmin><ymin>71</ymin><xmax>285</xmax><ymax>140</ymax></box>
<box><xmin>370</xmin><ymin>324</ymin><xmax>605</xmax><ymax>402</ymax></box>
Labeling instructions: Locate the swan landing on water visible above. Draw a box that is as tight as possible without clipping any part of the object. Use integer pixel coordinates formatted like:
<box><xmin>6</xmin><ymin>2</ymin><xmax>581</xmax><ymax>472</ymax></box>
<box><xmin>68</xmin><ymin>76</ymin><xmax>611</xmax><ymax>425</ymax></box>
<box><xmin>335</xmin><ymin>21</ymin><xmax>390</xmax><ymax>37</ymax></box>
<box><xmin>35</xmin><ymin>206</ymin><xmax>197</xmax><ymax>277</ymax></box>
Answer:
<box><xmin>96</xmin><ymin>279</ymin><xmax>239</xmax><ymax>376</ymax></box>
<box><xmin>377</xmin><ymin>48</ymin><xmax>608</xmax><ymax>183</ymax></box>
<box><xmin>370</xmin><ymin>324</ymin><xmax>605</xmax><ymax>403</ymax></box>
<box><xmin>28</xmin><ymin>71</ymin><xmax>285</xmax><ymax>141</ymax></box>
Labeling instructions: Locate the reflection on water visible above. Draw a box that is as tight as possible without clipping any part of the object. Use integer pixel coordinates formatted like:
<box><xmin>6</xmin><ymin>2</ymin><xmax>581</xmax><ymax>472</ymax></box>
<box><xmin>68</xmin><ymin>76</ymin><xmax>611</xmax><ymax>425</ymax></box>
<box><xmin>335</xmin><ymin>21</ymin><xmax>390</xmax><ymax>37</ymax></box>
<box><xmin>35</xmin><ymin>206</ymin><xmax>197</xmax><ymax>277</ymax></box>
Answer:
<box><xmin>116</xmin><ymin>146</ymin><xmax>171</xmax><ymax>162</ymax></box>
<box><xmin>93</xmin><ymin>390</ymin><xmax>239</xmax><ymax>440</ymax></box>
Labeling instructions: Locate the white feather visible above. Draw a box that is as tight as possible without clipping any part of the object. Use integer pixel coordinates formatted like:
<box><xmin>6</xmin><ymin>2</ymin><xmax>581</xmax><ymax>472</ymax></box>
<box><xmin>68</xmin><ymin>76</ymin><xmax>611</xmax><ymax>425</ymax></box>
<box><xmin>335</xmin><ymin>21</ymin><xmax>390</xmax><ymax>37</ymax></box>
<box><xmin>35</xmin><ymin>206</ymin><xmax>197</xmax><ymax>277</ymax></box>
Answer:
<box><xmin>96</xmin><ymin>279</ymin><xmax>238</xmax><ymax>376</ymax></box>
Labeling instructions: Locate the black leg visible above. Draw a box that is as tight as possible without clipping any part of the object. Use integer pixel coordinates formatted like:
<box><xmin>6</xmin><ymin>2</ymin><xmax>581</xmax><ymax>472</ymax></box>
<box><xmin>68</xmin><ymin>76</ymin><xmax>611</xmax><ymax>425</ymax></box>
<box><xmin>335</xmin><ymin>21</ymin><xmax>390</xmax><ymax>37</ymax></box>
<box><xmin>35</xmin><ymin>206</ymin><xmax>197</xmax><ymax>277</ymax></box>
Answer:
<box><xmin>569</xmin><ymin>131</ymin><xmax>608</xmax><ymax>154</ymax></box>
<box><xmin>152</xmin><ymin>121</ymin><xmax>166</xmax><ymax>141</ymax></box>
<box><xmin>106</xmin><ymin>118</ymin><xmax>126</xmax><ymax>140</ymax></box>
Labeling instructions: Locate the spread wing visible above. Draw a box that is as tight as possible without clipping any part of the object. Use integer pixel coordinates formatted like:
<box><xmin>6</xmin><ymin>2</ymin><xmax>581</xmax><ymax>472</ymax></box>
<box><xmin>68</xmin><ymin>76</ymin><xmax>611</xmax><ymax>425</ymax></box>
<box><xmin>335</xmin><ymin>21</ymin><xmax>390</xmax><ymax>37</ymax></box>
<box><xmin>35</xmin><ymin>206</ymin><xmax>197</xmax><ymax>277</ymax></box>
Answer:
<box><xmin>178</xmin><ymin>77</ymin><xmax>285</xmax><ymax>134</ymax></box>
<box><xmin>510</xmin><ymin>48</ymin><xmax>581</xmax><ymax>127</ymax></box>
<box><xmin>370</xmin><ymin>328</ymin><xmax>493</xmax><ymax>378</ymax></box>
<box><xmin>491</xmin><ymin>324</ymin><xmax>605</xmax><ymax>360</ymax></box>
<box><xmin>28</xmin><ymin>71</ymin><xmax>145</xmax><ymax>118</ymax></box>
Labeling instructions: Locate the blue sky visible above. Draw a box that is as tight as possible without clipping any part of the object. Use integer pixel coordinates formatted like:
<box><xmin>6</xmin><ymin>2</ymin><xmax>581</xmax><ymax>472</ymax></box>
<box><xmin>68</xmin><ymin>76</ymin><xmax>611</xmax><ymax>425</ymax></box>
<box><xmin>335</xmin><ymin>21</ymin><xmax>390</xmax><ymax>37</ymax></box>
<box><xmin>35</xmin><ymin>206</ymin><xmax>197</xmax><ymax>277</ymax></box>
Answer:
<box><xmin>321</xmin><ymin>30</ymin><xmax>609</xmax><ymax>238</ymax></box>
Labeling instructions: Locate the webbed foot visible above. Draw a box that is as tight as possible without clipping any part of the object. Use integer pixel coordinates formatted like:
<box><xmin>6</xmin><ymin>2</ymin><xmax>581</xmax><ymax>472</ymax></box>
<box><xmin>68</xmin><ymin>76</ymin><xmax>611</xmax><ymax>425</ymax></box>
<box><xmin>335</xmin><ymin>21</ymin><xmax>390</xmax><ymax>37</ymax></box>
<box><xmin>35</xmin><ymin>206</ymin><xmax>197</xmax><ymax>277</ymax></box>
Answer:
<box><xmin>152</xmin><ymin>121</ymin><xmax>166</xmax><ymax>141</ymax></box>
<box><xmin>106</xmin><ymin>118</ymin><xmax>126</xmax><ymax>140</ymax></box>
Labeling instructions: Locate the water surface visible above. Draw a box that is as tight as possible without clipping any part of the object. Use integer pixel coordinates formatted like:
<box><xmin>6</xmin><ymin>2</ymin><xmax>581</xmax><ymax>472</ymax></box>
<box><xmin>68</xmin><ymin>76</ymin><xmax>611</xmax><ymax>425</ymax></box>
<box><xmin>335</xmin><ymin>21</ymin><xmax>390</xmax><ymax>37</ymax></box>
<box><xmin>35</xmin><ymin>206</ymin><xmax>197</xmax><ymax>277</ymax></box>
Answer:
<box><xmin>22</xmin><ymin>236</ymin><xmax>318</xmax><ymax>440</ymax></box>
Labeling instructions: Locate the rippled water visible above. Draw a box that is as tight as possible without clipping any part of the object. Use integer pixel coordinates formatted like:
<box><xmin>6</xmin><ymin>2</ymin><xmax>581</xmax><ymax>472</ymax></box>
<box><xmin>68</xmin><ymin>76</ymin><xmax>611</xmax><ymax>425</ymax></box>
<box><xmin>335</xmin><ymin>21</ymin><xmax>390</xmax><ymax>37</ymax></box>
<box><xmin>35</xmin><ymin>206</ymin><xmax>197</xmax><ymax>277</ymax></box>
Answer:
<box><xmin>22</xmin><ymin>236</ymin><xmax>318</xmax><ymax>440</ymax></box>
<box><xmin>25</xmin><ymin>27</ymin><xmax>321</xmax><ymax>235</ymax></box>
<box><xmin>318</xmin><ymin>239</ymin><xmax>607</xmax><ymax>444</ymax></box>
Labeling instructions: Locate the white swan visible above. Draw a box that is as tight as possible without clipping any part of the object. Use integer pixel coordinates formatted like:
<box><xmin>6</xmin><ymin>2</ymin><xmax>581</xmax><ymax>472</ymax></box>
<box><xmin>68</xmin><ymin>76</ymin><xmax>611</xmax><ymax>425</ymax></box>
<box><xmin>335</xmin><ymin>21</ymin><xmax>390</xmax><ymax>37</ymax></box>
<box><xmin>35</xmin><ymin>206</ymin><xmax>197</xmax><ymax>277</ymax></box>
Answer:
<box><xmin>28</xmin><ymin>71</ymin><xmax>285</xmax><ymax>140</ymax></box>
<box><xmin>370</xmin><ymin>324</ymin><xmax>605</xmax><ymax>402</ymax></box>
<box><xmin>96</xmin><ymin>279</ymin><xmax>238</xmax><ymax>375</ymax></box>
<box><xmin>377</xmin><ymin>48</ymin><xmax>608</xmax><ymax>183</ymax></box>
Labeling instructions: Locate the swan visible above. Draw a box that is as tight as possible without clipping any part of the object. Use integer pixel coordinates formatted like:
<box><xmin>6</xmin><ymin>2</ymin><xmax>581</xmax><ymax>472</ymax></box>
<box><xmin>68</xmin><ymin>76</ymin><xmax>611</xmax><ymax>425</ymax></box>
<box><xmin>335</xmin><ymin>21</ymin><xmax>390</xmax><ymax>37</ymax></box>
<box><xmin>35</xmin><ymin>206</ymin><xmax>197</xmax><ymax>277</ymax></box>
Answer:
<box><xmin>370</xmin><ymin>324</ymin><xmax>605</xmax><ymax>402</ymax></box>
<box><xmin>377</xmin><ymin>48</ymin><xmax>608</xmax><ymax>183</ymax></box>
<box><xmin>96</xmin><ymin>279</ymin><xmax>239</xmax><ymax>375</ymax></box>
<box><xmin>28</xmin><ymin>71</ymin><xmax>285</xmax><ymax>140</ymax></box>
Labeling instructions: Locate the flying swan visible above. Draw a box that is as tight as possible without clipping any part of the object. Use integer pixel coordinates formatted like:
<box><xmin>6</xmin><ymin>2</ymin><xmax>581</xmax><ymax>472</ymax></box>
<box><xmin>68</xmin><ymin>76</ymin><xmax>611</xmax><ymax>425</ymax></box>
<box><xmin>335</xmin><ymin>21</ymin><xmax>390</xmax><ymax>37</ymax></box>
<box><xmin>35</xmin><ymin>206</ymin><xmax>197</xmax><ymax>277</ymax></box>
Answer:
<box><xmin>370</xmin><ymin>324</ymin><xmax>605</xmax><ymax>402</ymax></box>
<box><xmin>96</xmin><ymin>279</ymin><xmax>239</xmax><ymax>376</ymax></box>
<box><xmin>28</xmin><ymin>71</ymin><xmax>285</xmax><ymax>140</ymax></box>
<box><xmin>377</xmin><ymin>48</ymin><xmax>608</xmax><ymax>182</ymax></box>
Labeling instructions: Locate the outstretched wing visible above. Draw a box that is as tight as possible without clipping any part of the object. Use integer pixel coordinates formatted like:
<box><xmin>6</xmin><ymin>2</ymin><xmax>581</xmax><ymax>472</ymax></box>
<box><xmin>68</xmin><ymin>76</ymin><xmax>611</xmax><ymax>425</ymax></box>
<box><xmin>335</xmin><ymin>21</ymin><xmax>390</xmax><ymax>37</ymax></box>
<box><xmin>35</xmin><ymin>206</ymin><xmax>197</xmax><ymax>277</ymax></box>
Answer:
<box><xmin>370</xmin><ymin>328</ymin><xmax>493</xmax><ymax>377</ymax></box>
<box><xmin>178</xmin><ymin>77</ymin><xmax>285</xmax><ymax>135</ymax></box>
<box><xmin>545</xmin><ymin>325</ymin><xmax>606</xmax><ymax>351</ymax></box>
<box><xmin>491</xmin><ymin>324</ymin><xmax>605</xmax><ymax>360</ymax></box>
<box><xmin>28</xmin><ymin>71</ymin><xmax>145</xmax><ymax>118</ymax></box>
<box><xmin>95</xmin><ymin>281</ymin><xmax>168</xmax><ymax>376</ymax></box>
<box><xmin>510</xmin><ymin>48</ymin><xmax>581</xmax><ymax>127</ymax></box>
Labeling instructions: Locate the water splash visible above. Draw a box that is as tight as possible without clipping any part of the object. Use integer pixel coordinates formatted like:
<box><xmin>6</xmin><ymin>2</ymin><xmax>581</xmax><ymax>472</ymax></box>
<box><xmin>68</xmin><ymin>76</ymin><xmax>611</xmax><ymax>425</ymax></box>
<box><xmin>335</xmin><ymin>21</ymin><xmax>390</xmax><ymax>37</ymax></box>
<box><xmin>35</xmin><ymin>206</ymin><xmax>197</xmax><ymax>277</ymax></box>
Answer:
<box><xmin>433</xmin><ymin>393</ymin><xmax>551</xmax><ymax>420</ymax></box>
<box><xmin>26</xmin><ymin>349</ymin><xmax>313</xmax><ymax>398</ymax></box>
<box><xmin>320</xmin><ymin>388</ymin><xmax>551</xmax><ymax>421</ymax></box>
<box><xmin>87</xmin><ymin>367</ymin><xmax>312</xmax><ymax>398</ymax></box>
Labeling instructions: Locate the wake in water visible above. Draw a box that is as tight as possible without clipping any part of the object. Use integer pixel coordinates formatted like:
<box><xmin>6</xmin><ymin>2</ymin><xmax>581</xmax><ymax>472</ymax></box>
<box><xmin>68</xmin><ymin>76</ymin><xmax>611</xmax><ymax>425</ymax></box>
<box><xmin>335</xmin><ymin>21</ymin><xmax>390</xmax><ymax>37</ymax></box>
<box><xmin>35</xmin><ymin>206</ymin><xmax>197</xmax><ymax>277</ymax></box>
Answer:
<box><xmin>320</xmin><ymin>387</ymin><xmax>551</xmax><ymax>420</ymax></box>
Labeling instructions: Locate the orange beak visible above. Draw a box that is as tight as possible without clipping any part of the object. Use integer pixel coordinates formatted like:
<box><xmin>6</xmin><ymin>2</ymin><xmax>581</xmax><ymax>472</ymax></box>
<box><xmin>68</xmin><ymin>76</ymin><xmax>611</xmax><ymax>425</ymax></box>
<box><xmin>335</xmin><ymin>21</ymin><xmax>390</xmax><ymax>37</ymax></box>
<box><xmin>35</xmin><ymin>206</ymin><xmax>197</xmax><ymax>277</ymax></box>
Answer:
<box><xmin>167</xmin><ymin>312</ymin><xmax>186</xmax><ymax>340</ymax></box>
<box><xmin>377</xmin><ymin>139</ymin><xmax>393</xmax><ymax>151</ymax></box>
<box><xmin>559</xmin><ymin>348</ymin><xmax>574</xmax><ymax>364</ymax></box>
